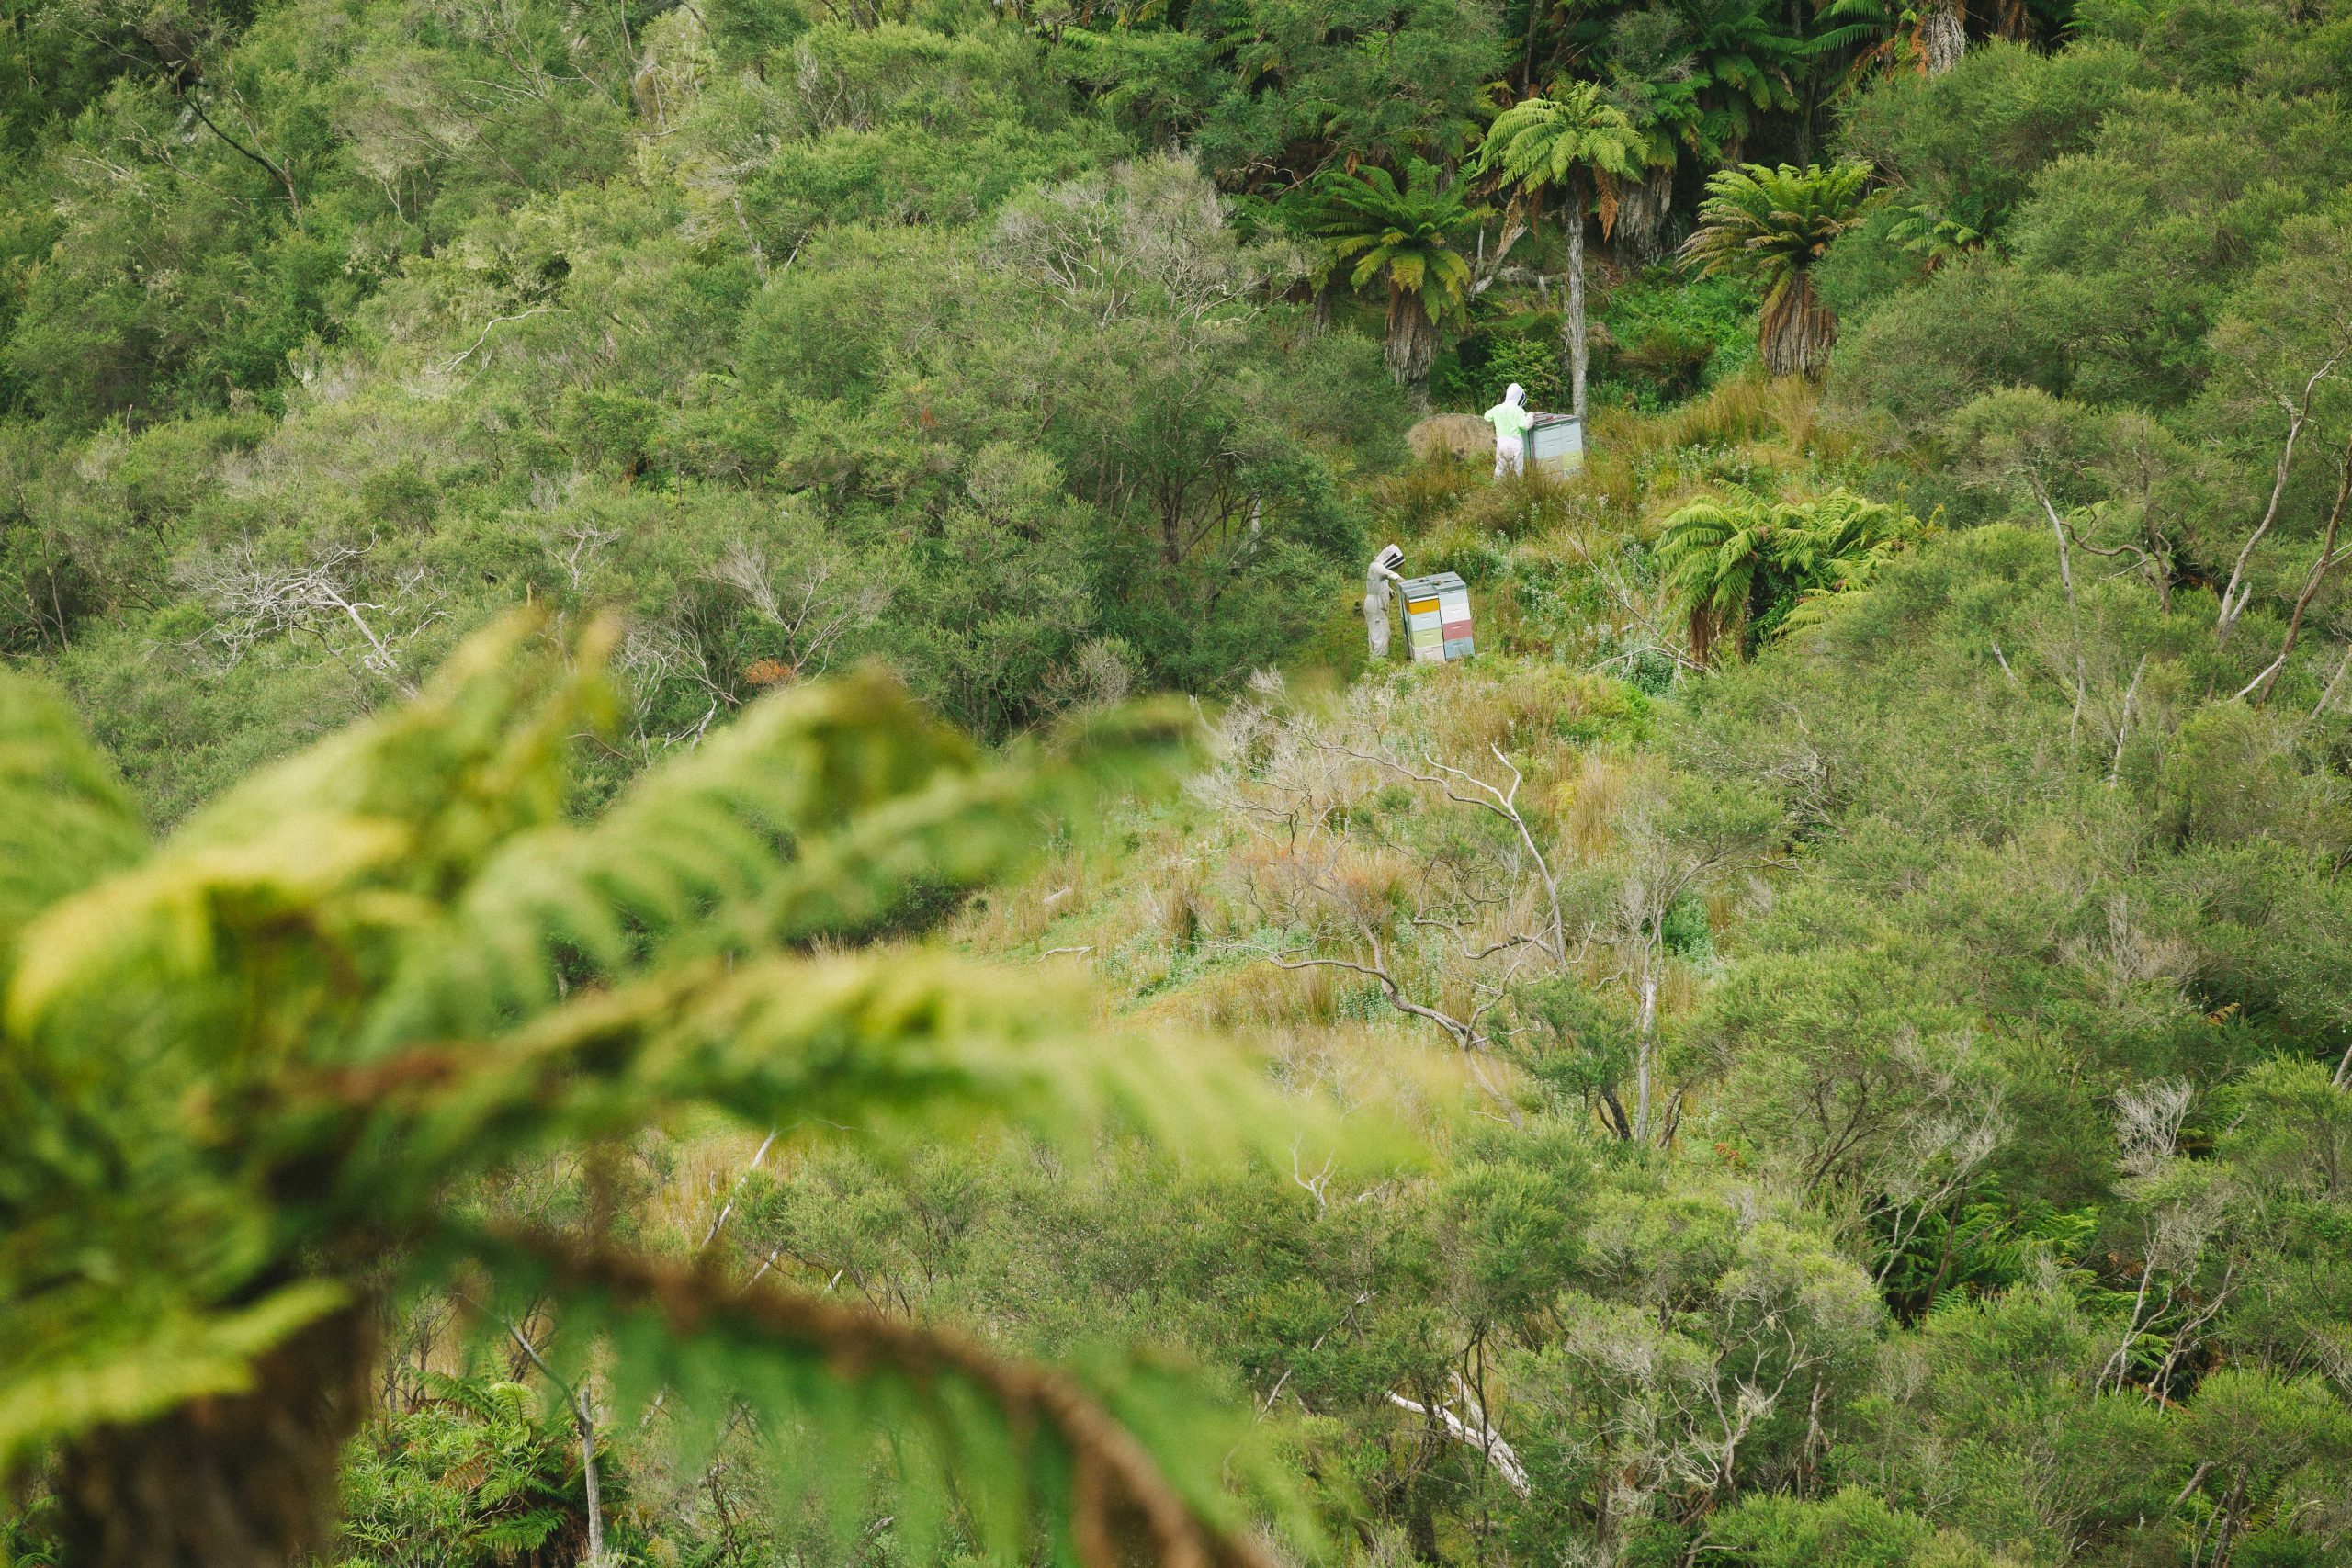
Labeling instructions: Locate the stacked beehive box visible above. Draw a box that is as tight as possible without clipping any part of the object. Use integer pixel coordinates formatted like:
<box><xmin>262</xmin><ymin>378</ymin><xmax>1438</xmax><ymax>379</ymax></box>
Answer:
<box><xmin>1400</xmin><ymin>571</ymin><xmax>1475</xmax><ymax>663</ymax></box>
<box><xmin>1524</xmin><ymin>412</ymin><xmax>1585</xmax><ymax>475</ymax></box>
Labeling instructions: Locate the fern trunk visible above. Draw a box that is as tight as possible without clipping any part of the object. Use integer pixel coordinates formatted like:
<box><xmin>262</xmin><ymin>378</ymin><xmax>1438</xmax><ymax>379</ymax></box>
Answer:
<box><xmin>1385</xmin><ymin>289</ymin><xmax>1436</xmax><ymax>409</ymax></box>
<box><xmin>1689</xmin><ymin>604</ymin><xmax>1716</xmax><ymax>670</ymax></box>
<box><xmin>51</xmin><ymin>1308</ymin><xmax>376</xmax><ymax>1568</ymax></box>
<box><xmin>1612</xmin><ymin>163</ymin><xmax>1675</xmax><ymax>269</ymax></box>
<box><xmin>1759</xmin><ymin>272</ymin><xmax>1838</xmax><ymax>379</ymax></box>
<box><xmin>1919</xmin><ymin>0</ymin><xmax>1965</xmax><ymax>73</ymax></box>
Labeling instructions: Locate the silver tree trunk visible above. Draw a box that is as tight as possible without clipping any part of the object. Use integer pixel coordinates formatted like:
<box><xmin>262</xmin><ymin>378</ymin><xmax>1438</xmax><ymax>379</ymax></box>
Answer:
<box><xmin>1566</xmin><ymin>174</ymin><xmax>1589</xmax><ymax>422</ymax></box>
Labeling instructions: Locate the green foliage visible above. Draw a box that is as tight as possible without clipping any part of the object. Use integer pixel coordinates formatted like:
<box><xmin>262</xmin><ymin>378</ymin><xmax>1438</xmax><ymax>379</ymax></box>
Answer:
<box><xmin>1437</xmin><ymin>322</ymin><xmax>1566</xmax><ymax>412</ymax></box>
<box><xmin>1048</xmin><ymin>0</ymin><xmax>1506</xmax><ymax>189</ymax></box>
<box><xmin>1578</xmin><ymin>0</ymin><xmax>1813</xmax><ymax>166</ymax></box>
<box><xmin>1591</xmin><ymin>271</ymin><xmax>1759</xmax><ymax>409</ymax></box>
<box><xmin>7</xmin><ymin>4</ymin><xmax>2352</xmax><ymax>1568</ymax></box>
<box><xmin>1832</xmin><ymin>25</ymin><xmax>2352</xmax><ymax>427</ymax></box>
<box><xmin>0</xmin><ymin>6</ymin><xmax>1418</xmax><ymax>799</ymax></box>
<box><xmin>1871</xmin><ymin>1183</ymin><xmax>2099</xmax><ymax>1319</ymax></box>
<box><xmin>1702</xmin><ymin>1486</ymin><xmax>1984</xmax><ymax>1567</ymax></box>
<box><xmin>1655</xmin><ymin>486</ymin><xmax>1917</xmax><ymax>658</ymax></box>
<box><xmin>1821</xmin><ymin>37</ymin><xmax>2147</xmax><ymax>327</ymax></box>
<box><xmin>333</xmin><ymin>1369</ymin><xmax>609</xmax><ymax>1568</ymax></box>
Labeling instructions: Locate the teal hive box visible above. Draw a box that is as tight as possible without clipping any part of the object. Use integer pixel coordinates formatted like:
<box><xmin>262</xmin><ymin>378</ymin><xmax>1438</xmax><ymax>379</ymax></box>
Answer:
<box><xmin>1523</xmin><ymin>412</ymin><xmax>1585</xmax><ymax>475</ymax></box>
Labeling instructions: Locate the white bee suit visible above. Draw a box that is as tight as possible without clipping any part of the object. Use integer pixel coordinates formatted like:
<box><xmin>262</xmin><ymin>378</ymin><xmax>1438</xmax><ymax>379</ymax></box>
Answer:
<box><xmin>1485</xmin><ymin>383</ymin><xmax>1532</xmax><ymax>479</ymax></box>
<box><xmin>1363</xmin><ymin>543</ymin><xmax>1405</xmax><ymax>659</ymax></box>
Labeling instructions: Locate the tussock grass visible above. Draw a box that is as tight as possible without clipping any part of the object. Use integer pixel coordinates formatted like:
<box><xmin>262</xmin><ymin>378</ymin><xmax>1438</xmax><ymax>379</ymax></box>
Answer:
<box><xmin>1561</xmin><ymin>750</ymin><xmax>1632</xmax><ymax>860</ymax></box>
<box><xmin>959</xmin><ymin>846</ymin><xmax>1096</xmax><ymax>953</ymax></box>
<box><xmin>1600</xmin><ymin>374</ymin><xmax>1790</xmax><ymax>460</ymax></box>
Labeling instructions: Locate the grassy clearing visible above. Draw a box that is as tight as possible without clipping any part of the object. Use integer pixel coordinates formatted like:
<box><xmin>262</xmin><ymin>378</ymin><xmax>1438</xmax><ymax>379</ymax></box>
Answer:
<box><xmin>952</xmin><ymin>380</ymin><xmax>1855</xmax><ymax>1135</ymax></box>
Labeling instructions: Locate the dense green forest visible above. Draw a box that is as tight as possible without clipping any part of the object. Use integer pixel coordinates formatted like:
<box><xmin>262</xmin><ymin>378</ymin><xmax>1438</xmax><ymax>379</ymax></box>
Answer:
<box><xmin>5</xmin><ymin>0</ymin><xmax>2352</xmax><ymax>1564</ymax></box>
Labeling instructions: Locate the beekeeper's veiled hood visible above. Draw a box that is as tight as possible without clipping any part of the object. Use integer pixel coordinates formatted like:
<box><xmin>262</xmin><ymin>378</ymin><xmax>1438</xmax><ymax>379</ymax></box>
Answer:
<box><xmin>1504</xmin><ymin>383</ymin><xmax>1526</xmax><ymax>409</ymax></box>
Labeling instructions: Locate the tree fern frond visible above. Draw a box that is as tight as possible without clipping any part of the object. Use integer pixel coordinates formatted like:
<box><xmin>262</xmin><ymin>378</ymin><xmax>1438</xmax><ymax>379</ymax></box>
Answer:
<box><xmin>754</xmin><ymin>697</ymin><xmax>1198</xmax><ymax>946</ymax></box>
<box><xmin>1807</xmin><ymin>19</ymin><xmax>1889</xmax><ymax>51</ymax></box>
<box><xmin>0</xmin><ymin>1280</ymin><xmax>348</xmax><ymax>1467</ymax></box>
<box><xmin>348</xmin><ymin>666</ymin><xmax>987</xmax><ymax>1052</ymax></box>
<box><xmin>469</xmin><ymin>1509</ymin><xmax>566</xmax><ymax>1552</ymax></box>
<box><xmin>0</xmin><ymin>672</ymin><xmax>147</xmax><ymax>974</ymax></box>
<box><xmin>419</xmin><ymin>1368</ymin><xmax>535</xmax><ymax>1427</ymax></box>
<box><xmin>1680</xmin><ymin>162</ymin><xmax>1875</xmax><ymax>285</ymax></box>
<box><xmin>171</xmin><ymin>613</ymin><xmax>608</xmax><ymax>867</ymax></box>
<box><xmin>1307</xmin><ymin>158</ymin><xmax>1480</xmax><ymax>319</ymax></box>
<box><xmin>1476</xmin><ymin>82</ymin><xmax>1643</xmax><ymax>204</ymax></box>
<box><xmin>5</xmin><ymin>615</ymin><xmax>611</xmax><ymax>1081</ymax></box>
<box><xmin>357</xmin><ymin>684</ymin><xmax>1195</xmax><ymax>1061</ymax></box>
<box><xmin>461</xmin><ymin>1226</ymin><xmax>1294</xmax><ymax>1568</ymax></box>
<box><xmin>6</xmin><ymin>811</ymin><xmax>416</xmax><ymax>1051</ymax></box>
<box><xmin>307</xmin><ymin>949</ymin><xmax>1326</xmax><ymax>1225</ymax></box>
<box><xmin>1662</xmin><ymin>487</ymin><xmax>1919</xmax><ymax>650</ymax></box>
<box><xmin>0</xmin><ymin>616</ymin><xmax>1370</xmax><ymax>1563</ymax></box>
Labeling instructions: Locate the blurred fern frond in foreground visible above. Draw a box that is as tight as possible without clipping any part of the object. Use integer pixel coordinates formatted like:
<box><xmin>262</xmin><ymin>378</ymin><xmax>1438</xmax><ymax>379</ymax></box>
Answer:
<box><xmin>0</xmin><ymin>614</ymin><xmax>1315</xmax><ymax>1568</ymax></box>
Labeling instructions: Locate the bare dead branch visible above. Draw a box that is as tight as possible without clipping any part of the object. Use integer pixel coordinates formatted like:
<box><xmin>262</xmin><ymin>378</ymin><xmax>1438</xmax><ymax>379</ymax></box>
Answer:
<box><xmin>2253</xmin><ymin>432</ymin><xmax>2352</xmax><ymax>704</ymax></box>
<box><xmin>2217</xmin><ymin>349</ymin><xmax>2347</xmax><ymax>649</ymax></box>
<box><xmin>1386</xmin><ymin>1373</ymin><xmax>1531</xmax><ymax>1498</ymax></box>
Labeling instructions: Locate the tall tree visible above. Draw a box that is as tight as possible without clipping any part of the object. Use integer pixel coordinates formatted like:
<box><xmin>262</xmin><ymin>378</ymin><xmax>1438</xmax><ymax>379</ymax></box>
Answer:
<box><xmin>1311</xmin><ymin>159</ymin><xmax>1487</xmax><ymax>407</ymax></box>
<box><xmin>1478</xmin><ymin>80</ymin><xmax>1646</xmax><ymax>422</ymax></box>
<box><xmin>1680</xmin><ymin>162</ymin><xmax>1874</xmax><ymax>378</ymax></box>
<box><xmin>0</xmin><ymin>616</ymin><xmax>1304</xmax><ymax>1568</ymax></box>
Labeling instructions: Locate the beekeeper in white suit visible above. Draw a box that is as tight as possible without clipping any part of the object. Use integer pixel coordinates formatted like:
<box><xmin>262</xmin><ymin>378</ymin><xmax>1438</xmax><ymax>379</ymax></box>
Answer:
<box><xmin>1483</xmin><ymin>383</ymin><xmax>1534</xmax><ymax>479</ymax></box>
<box><xmin>1363</xmin><ymin>543</ymin><xmax>1404</xmax><ymax>659</ymax></box>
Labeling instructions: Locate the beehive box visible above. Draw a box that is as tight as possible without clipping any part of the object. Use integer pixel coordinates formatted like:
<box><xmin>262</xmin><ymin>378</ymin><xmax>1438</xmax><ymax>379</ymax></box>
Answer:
<box><xmin>1523</xmin><ymin>412</ymin><xmax>1585</xmax><ymax>476</ymax></box>
<box><xmin>1400</xmin><ymin>571</ymin><xmax>1475</xmax><ymax>663</ymax></box>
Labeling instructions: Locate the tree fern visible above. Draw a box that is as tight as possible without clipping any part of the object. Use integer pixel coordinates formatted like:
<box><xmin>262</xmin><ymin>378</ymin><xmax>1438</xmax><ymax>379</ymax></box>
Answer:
<box><xmin>1476</xmin><ymin>82</ymin><xmax>1645</xmax><ymax>416</ymax></box>
<box><xmin>339</xmin><ymin>1367</ymin><xmax>591</xmax><ymax>1568</ymax></box>
<box><xmin>1655</xmin><ymin>495</ymin><xmax>1774</xmax><ymax>667</ymax></box>
<box><xmin>1657</xmin><ymin>488</ymin><xmax>1917</xmax><ymax>661</ymax></box>
<box><xmin>0</xmin><ymin>614</ymin><xmax>1334</xmax><ymax>1568</ymax></box>
<box><xmin>1679</xmin><ymin>163</ymin><xmax>1876</xmax><ymax>378</ymax></box>
<box><xmin>1308</xmin><ymin>159</ymin><xmax>1486</xmax><ymax>398</ymax></box>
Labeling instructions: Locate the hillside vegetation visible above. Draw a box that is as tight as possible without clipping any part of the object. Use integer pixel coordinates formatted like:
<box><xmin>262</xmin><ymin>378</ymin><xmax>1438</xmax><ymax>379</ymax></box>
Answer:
<box><xmin>3</xmin><ymin>0</ymin><xmax>2352</xmax><ymax>1566</ymax></box>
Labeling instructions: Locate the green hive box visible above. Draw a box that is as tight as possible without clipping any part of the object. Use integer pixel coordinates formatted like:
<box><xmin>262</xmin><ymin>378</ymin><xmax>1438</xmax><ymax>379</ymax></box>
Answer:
<box><xmin>1400</xmin><ymin>571</ymin><xmax>1475</xmax><ymax>663</ymax></box>
<box><xmin>1522</xmin><ymin>412</ymin><xmax>1585</xmax><ymax>475</ymax></box>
